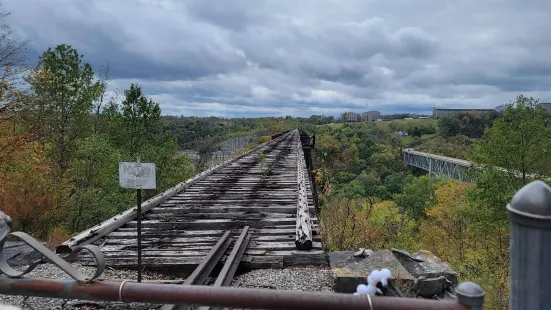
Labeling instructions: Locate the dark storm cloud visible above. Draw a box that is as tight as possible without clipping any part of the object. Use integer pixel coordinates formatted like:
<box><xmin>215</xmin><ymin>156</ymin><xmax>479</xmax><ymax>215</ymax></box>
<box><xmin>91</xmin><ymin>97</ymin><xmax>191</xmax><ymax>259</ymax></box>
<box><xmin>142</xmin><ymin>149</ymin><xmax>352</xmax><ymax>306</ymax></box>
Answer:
<box><xmin>5</xmin><ymin>0</ymin><xmax>551</xmax><ymax>117</ymax></box>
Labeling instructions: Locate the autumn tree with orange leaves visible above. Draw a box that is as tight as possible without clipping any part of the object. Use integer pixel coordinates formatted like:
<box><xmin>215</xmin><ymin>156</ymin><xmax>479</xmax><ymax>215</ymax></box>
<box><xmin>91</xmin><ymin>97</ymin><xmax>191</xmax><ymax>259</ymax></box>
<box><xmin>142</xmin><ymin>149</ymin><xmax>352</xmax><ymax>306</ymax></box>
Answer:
<box><xmin>0</xmin><ymin>77</ymin><xmax>55</xmax><ymax>236</ymax></box>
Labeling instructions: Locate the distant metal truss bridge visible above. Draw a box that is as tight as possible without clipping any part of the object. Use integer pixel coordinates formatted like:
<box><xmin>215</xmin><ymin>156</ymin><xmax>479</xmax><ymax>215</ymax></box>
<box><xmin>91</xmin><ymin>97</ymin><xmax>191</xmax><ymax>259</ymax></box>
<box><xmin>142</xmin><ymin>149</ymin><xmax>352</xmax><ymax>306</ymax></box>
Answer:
<box><xmin>402</xmin><ymin>148</ymin><xmax>473</xmax><ymax>182</ymax></box>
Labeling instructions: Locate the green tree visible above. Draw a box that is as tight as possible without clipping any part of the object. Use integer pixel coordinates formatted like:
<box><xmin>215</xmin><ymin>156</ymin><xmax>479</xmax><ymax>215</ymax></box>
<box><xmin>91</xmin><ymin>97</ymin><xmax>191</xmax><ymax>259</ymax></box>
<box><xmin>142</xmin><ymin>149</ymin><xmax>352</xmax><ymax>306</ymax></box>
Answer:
<box><xmin>456</xmin><ymin>111</ymin><xmax>497</xmax><ymax>138</ymax></box>
<box><xmin>393</xmin><ymin>176</ymin><xmax>437</xmax><ymax>221</ymax></box>
<box><xmin>438</xmin><ymin>117</ymin><xmax>460</xmax><ymax>138</ymax></box>
<box><xmin>24</xmin><ymin>44</ymin><xmax>101</xmax><ymax>186</ymax></box>
<box><xmin>68</xmin><ymin>134</ymin><xmax>131</xmax><ymax>231</ymax></box>
<box><xmin>468</xmin><ymin>95</ymin><xmax>551</xmax><ymax>231</ymax></box>
<box><xmin>411</xmin><ymin>126</ymin><xmax>422</xmax><ymax>138</ymax></box>
<box><xmin>383</xmin><ymin>172</ymin><xmax>415</xmax><ymax>195</ymax></box>
<box><xmin>121</xmin><ymin>83</ymin><xmax>161</xmax><ymax>156</ymax></box>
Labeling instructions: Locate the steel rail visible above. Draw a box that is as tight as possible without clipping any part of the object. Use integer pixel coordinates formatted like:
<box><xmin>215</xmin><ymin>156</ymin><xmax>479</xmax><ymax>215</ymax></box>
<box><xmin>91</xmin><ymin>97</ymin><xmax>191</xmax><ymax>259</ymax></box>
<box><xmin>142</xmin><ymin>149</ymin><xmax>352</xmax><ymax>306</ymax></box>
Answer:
<box><xmin>0</xmin><ymin>277</ymin><xmax>470</xmax><ymax>310</ymax></box>
<box><xmin>161</xmin><ymin>230</ymin><xmax>233</xmax><ymax>310</ymax></box>
<box><xmin>212</xmin><ymin>227</ymin><xmax>250</xmax><ymax>287</ymax></box>
<box><xmin>197</xmin><ymin>227</ymin><xmax>251</xmax><ymax>310</ymax></box>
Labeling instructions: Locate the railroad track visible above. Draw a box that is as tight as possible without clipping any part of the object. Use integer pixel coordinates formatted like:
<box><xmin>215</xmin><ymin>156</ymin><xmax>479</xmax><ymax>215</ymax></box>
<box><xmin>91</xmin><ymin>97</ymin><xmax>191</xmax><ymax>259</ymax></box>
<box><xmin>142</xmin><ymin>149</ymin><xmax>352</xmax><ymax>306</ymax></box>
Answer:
<box><xmin>58</xmin><ymin>130</ymin><xmax>326</xmax><ymax>276</ymax></box>
<box><xmin>160</xmin><ymin>227</ymin><xmax>251</xmax><ymax>310</ymax></box>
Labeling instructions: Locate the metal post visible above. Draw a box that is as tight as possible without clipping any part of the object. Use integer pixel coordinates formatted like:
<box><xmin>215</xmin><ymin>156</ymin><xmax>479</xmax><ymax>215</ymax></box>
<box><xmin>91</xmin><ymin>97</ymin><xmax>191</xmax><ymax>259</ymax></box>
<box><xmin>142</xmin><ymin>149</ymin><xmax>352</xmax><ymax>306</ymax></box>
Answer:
<box><xmin>137</xmin><ymin>188</ymin><xmax>142</xmax><ymax>283</ymax></box>
<box><xmin>455</xmin><ymin>282</ymin><xmax>484</xmax><ymax>309</ymax></box>
<box><xmin>507</xmin><ymin>180</ymin><xmax>551</xmax><ymax>309</ymax></box>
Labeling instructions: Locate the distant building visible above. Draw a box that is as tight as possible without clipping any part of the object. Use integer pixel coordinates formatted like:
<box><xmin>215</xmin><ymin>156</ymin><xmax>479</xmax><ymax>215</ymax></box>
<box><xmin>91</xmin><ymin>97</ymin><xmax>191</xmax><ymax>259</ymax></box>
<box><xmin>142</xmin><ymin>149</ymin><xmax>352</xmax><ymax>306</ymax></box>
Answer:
<box><xmin>540</xmin><ymin>103</ymin><xmax>551</xmax><ymax>113</ymax></box>
<box><xmin>432</xmin><ymin>108</ymin><xmax>496</xmax><ymax>119</ymax></box>
<box><xmin>342</xmin><ymin>112</ymin><xmax>360</xmax><ymax>122</ymax></box>
<box><xmin>361</xmin><ymin>111</ymin><xmax>381</xmax><ymax>122</ymax></box>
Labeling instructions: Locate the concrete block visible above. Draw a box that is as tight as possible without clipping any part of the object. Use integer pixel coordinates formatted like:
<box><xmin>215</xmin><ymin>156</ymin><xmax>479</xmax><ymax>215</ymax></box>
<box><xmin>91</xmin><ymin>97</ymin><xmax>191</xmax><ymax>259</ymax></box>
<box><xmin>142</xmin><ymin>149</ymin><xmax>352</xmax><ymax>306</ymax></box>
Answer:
<box><xmin>328</xmin><ymin>250</ymin><xmax>415</xmax><ymax>295</ymax></box>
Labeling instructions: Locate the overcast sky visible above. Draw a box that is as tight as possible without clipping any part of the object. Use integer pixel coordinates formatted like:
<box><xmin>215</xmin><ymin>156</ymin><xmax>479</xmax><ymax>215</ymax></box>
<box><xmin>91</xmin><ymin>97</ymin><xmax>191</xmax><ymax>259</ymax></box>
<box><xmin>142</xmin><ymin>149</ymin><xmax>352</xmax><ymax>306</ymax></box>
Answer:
<box><xmin>6</xmin><ymin>0</ymin><xmax>551</xmax><ymax>117</ymax></box>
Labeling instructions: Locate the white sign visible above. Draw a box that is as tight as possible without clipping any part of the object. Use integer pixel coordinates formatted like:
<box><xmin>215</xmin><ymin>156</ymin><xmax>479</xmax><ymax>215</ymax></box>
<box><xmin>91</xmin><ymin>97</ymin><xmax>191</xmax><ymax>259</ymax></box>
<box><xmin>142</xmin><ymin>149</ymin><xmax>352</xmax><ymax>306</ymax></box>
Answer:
<box><xmin>119</xmin><ymin>162</ymin><xmax>157</xmax><ymax>189</ymax></box>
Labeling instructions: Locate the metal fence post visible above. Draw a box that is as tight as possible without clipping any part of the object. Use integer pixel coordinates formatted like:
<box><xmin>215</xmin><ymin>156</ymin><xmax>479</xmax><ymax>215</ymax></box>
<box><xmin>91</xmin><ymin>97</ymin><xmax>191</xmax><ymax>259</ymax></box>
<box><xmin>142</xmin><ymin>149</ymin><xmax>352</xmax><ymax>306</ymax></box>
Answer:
<box><xmin>455</xmin><ymin>282</ymin><xmax>484</xmax><ymax>309</ymax></box>
<box><xmin>507</xmin><ymin>180</ymin><xmax>551</xmax><ymax>310</ymax></box>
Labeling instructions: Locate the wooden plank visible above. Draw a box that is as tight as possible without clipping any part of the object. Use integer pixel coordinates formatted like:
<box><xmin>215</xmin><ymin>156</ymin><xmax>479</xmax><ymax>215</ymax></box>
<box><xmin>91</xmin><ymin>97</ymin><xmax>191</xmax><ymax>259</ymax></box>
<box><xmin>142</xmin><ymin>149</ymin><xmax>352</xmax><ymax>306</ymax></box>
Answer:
<box><xmin>101</xmin><ymin>243</ymin><xmax>218</xmax><ymax>251</ymax></box>
<box><xmin>191</xmin><ymin>182</ymin><xmax>297</xmax><ymax>186</ymax></box>
<box><xmin>101</xmin><ymin>235</ymin><xmax>321</xmax><ymax>250</ymax></box>
<box><xmin>82</xmin><ymin>254</ymin><xmax>287</xmax><ymax>270</ymax></box>
<box><xmin>166</xmin><ymin>196</ymin><xmax>299</xmax><ymax>201</ymax></box>
<box><xmin>104</xmin><ymin>236</ymin><xmax>222</xmax><ymax>245</ymax></box>
<box><xmin>98</xmin><ymin>250</ymin><xmax>212</xmax><ymax>258</ymax></box>
<box><xmin>106</xmin><ymin>228</ymin><xmax>307</xmax><ymax>238</ymax></box>
<box><xmin>252</xmin><ymin>241</ymin><xmax>323</xmax><ymax>250</ymax></box>
<box><xmin>161</xmin><ymin>200</ymin><xmax>299</xmax><ymax>205</ymax></box>
<box><xmin>295</xmin><ymin>137</ymin><xmax>313</xmax><ymax>251</ymax></box>
<box><xmin>165</xmin><ymin>199</ymin><xmax>300</xmax><ymax>204</ymax></box>
<box><xmin>101</xmin><ymin>239</ymin><xmax>322</xmax><ymax>250</ymax></box>
<box><xmin>78</xmin><ymin>251</ymin><xmax>324</xmax><ymax>269</ymax></box>
<box><xmin>146</xmin><ymin>212</ymin><xmax>294</xmax><ymax>220</ymax></box>
<box><xmin>122</xmin><ymin>218</ymin><xmax>321</xmax><ymax>230</ymax></box>
<box><xmin>151</xmin><ymin>206</ymin><xmax>314</xmax><ymax>214</ymax></box>
<box><xmin>241</xmin><ymin>255</ymin><xmax>284</xmax><ymax>269</ymax></box>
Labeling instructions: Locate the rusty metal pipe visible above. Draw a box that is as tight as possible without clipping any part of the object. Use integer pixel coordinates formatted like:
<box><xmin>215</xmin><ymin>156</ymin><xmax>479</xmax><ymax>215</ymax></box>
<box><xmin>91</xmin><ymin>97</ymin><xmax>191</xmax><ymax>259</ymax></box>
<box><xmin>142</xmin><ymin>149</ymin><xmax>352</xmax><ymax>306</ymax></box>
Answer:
<box><xmin>0</xmin><ymin>277</ymin><xmax>469</xmax><ymax>310</ymax></box>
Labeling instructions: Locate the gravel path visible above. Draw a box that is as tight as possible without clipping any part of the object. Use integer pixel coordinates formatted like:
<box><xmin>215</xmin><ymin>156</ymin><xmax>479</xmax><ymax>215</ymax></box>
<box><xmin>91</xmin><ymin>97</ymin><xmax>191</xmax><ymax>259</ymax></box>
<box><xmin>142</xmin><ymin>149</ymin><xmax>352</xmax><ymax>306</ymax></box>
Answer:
<box><xmin>234</xmin><ymin>267</ymin><xmax>335</xmax><ymax>292</ymax></box>
<box><xmin>0</xmin><ymin>263</ymin><xmax>336</xmax><ymax>310</ymax></box>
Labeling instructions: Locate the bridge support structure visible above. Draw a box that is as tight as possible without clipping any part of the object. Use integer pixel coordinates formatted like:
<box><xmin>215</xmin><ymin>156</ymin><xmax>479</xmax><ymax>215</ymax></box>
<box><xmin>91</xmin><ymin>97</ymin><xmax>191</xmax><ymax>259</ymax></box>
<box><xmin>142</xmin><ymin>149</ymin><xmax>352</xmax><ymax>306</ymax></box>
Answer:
<box><xmin>402</xmin><ymin>148</ymin><xmax>473</xmax><ymax>183</ymax></box>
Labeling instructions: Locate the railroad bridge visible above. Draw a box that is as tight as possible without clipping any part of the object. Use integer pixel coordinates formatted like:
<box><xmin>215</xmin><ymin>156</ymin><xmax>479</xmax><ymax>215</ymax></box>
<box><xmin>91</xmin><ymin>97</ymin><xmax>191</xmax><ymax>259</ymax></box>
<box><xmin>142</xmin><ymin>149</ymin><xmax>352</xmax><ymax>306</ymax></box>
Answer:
<box><xmin>56</xmin><ymin>129</ymin><xmax>326</xmax><ymax>274</ymax></box>
<box><xmin>401</xmin><ymin>148</ymin><xmax>472</xmax><ymax>182</ymax></box>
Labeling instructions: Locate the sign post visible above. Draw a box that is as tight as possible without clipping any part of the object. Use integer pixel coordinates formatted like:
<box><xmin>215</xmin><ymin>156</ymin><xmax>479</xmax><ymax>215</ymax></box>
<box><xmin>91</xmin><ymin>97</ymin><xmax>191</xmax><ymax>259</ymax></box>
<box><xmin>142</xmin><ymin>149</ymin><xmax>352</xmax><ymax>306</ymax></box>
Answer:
<box><xmin>119</xmin><ymin>161</ymin><xmax>156</xmax><ymax>282</ymax></box>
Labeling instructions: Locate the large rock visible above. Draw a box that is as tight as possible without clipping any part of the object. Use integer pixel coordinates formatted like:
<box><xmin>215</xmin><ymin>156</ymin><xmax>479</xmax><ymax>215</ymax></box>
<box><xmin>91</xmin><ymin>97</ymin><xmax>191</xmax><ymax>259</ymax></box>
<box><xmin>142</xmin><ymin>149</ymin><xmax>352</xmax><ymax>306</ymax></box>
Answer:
<box><xmin>328</xmin><ymin>250</ymin><xmax>416</xmax><ymax>295</ymax></box>
<box><xmin>392</xmin><ymin>249</ymin><xmax>458</xmax><ymax>298</ymax></box>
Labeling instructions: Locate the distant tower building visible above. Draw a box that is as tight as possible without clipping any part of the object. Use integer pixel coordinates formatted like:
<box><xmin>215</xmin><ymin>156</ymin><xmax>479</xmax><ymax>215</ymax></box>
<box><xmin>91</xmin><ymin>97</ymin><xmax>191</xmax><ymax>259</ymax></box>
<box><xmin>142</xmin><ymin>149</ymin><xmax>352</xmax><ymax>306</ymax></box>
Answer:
<box><xmin>342</xmin><ymin>112</ymin><xmax>360</xmax><ymax>122</ymax></box>
<box><xmin>540</xmin><ymin>103</ymin><xmax>551</xmax><ymax>113</ymax></box>
<box><xmin>361</xmin><ymin>111</ymin><xmax>381</xmax><ymax>122</ymax></box>
<box><xmin>432</xmin><ymin>108</ymin><xmax>496</xmax><ymax>119</ymax></box>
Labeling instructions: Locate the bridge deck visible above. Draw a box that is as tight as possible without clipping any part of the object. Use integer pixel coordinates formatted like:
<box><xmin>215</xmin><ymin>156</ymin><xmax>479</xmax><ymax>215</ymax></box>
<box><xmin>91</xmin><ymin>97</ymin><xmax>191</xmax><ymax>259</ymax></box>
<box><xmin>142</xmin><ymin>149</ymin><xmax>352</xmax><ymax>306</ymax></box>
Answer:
<box><xmin>402</xmin><ymin>148</ymin><xmax>470</xmax><ymax>166</ymax></box>
<box><xmin>70</xmin><ymin>130</ymin><xmax>326</xmax><ymax>274</ymax></box>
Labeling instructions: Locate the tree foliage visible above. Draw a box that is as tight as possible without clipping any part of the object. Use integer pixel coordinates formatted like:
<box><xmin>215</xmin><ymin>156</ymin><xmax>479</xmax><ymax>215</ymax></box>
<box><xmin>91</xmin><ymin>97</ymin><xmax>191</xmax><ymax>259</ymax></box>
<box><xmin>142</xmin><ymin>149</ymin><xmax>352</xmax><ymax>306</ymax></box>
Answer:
<box><xmin>120</xmin><ymin>83</ymin><xmax>161</xmax><ymax>156</ymax></box>
<box><xmin>438</xmin><ymin>117</ymin><xmax>461</xmax><ymax>138</ymax></box>
<box><xmin>0</xmin><ymin>41</ymin><xmax>198</xmax><ymax>238</ymax></box>
<box><xmin>24</xmin><ymin>44</ymin><xmax>102</xmax><ymax>183</ymax></box>
<box><xmin>393</xmin><ymin>176</ymin><xmax>437</xmax><ymax>221</ymax></box>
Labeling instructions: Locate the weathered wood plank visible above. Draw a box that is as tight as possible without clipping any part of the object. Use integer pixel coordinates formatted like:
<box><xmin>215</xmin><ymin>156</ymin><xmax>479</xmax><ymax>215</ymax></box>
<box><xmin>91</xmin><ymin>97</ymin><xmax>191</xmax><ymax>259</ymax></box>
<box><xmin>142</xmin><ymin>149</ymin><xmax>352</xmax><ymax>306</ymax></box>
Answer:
<box><xmin>123</xmin><ymin>218</ymin><xmax>314</xmax><ymax>230</ymax></box>
<box><xmin>146</xmin><ymin>212</ymin><xmax>294</xmax><ymax>220</ymax></box>
<box><xmin>102</xmin><ymin>238</ymin><xmax>322</xmax><ymax>250</ymax></box>
<box><xmin>79</xmin><ymin>249</ymin><xmax>326</xmax><ymax>261</ymax></box>
<box><xmin>102</xmin><ymin>235</ymin><xmax>322</xmax><ymax>250</ymax></box>
<box><xmin>104</xmin><ymin>236</ymin><xmax>222</xmax><ymax>245</ymax></box>
<box><xmin>106</xmin><ymin>228</ymin><xmax>308</xmax><ymax>238</ymax></box>
<box><xmin>295</xmin><ymin>136</ymin><xmax>313</xmax><ymax>251</ymax></box>
<box><xmin>78</xmin><ymin>255</ymin><xmax>286</xmax><ymax>270</ymax></box>
<box><xmin>152</xmin><ymin>206</ymin><xmax>314</xmax><ymax>214</ymax></box>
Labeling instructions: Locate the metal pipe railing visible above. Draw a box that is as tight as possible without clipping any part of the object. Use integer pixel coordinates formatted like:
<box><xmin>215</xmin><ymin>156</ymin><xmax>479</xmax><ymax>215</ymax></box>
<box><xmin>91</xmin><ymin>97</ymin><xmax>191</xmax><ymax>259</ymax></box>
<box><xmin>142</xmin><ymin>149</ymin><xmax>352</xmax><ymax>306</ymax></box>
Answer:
<box><xmin>0</xmin><ymin>277</ymin><xmax>478</xmax><ymax>310</ymax></box>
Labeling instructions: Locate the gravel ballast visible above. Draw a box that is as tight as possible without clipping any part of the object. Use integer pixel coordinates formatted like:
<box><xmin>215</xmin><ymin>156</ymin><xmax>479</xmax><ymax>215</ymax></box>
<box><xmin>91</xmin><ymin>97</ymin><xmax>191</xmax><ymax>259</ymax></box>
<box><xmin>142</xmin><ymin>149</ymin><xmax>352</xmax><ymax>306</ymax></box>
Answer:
<box><xmin>0</xmin><ymin>264</ymin><xmax>336</xmax><ymax>310</ymax></box>
<box><xmin>234</xmin><ymin>268</ymin><xmax>335</xmax><ymax>292</ymax></box>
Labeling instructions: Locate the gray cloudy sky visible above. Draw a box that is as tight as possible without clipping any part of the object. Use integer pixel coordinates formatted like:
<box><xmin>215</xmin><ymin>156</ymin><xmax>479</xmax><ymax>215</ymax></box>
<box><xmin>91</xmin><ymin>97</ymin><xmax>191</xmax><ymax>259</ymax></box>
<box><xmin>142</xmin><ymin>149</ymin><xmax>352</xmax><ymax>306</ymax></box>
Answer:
<box><xmin>6</xmin><ymin>0</ymin><xmax>551</xmax><ymax>117</ymax></box>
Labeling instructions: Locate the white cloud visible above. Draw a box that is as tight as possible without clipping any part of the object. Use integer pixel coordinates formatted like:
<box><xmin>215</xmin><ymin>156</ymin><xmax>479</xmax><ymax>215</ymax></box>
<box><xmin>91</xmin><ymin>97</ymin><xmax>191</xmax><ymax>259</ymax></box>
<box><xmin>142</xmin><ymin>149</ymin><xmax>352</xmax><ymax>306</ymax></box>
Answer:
<box><xmin>5</xmin><ymin>0</ymin><xmax>551</xmax><ymax>117</ymax></box>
